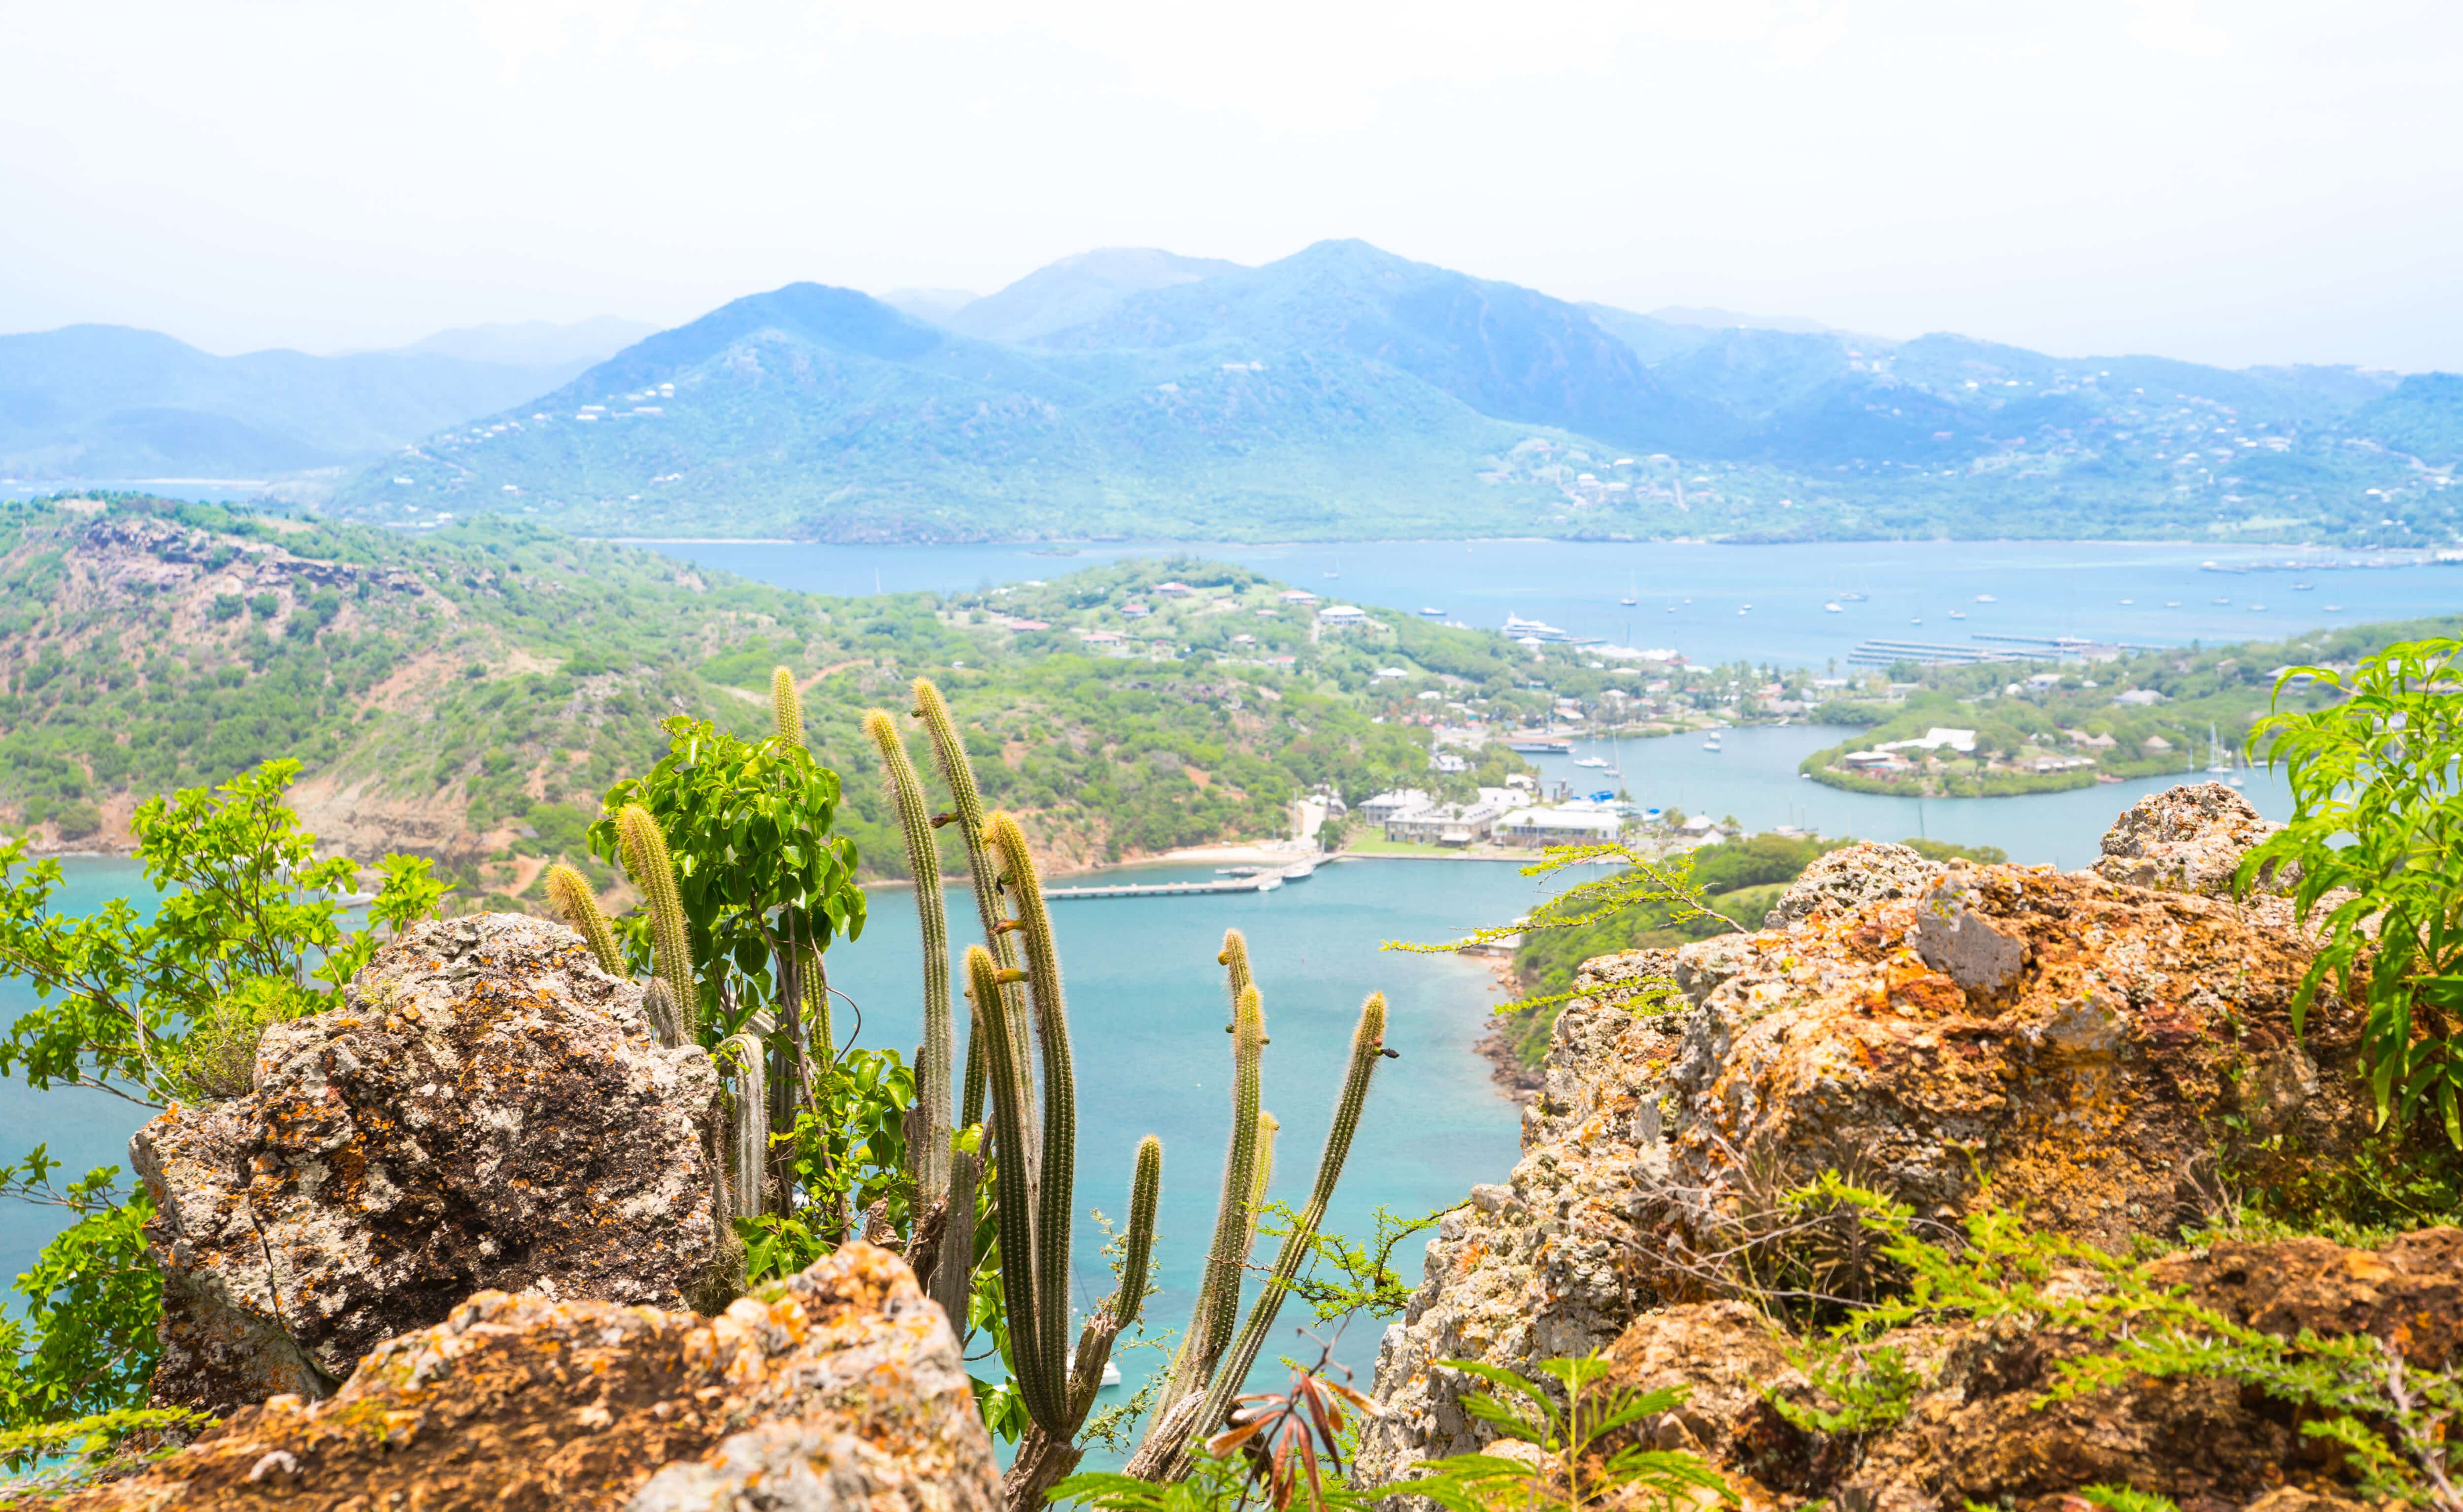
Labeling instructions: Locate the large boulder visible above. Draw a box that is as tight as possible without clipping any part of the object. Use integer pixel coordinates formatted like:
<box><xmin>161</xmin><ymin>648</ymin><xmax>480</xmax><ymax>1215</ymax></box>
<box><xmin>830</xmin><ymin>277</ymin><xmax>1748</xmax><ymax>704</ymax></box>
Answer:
<box><xmin>1362</xmin><ymin>841</ymin><xmax>2367</xmax><ymax>1495</ymax></box>
<box><xmin>133</xmin><ymin>913</ymin><xmax>731</xmax><ymax>1417</ymax></box>
<box><xmin>50</xmin><ymin>1243</ymin><xmax>999</xmax><ymax>1512</ymax></box>
<box><xmin>2093</xmin><ymin>779</ymin><xmax>2283</xmax><ymax>894</ymax></box>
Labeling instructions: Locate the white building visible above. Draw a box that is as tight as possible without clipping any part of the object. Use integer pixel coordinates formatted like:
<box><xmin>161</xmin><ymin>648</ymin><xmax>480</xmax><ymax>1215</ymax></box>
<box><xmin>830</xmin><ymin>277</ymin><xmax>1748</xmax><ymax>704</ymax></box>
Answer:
<box><xmin>1319</xmin><ymin>604</ymin><xmax>1370</xmax><ymax>630</ymax></box>
<box><xmin>1495</xmin><ymin>801</ymin><xmax>1625</xmax><ymax>848</ymax></box>
<box><xmin>1358</xmin><ymin>789</ymin><xmax>1434</xmax><ymax>824</ymax></box>
<box><xmin>1387</xmin><ymin>796</ymin><xmax>1511</xmax><ymax>846</ymax></box>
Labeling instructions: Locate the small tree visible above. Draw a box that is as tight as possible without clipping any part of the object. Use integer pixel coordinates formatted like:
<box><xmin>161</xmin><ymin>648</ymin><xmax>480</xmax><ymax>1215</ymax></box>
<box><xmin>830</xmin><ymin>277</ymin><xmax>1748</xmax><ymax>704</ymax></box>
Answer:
<box><xmin>0</xmin><ymin>761</ymin><xmax>442</xmax><ymax>1454</ymax></box>
<box><xmin>2244</xmin><ymin>636</ymin><xmax>2463</xmax><ymax>1146</ymax></box>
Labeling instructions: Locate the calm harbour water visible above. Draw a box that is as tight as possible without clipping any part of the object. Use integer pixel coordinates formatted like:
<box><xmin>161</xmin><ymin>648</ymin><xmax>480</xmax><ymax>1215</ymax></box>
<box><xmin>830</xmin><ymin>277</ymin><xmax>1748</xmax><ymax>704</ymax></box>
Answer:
<box><xmin>5</xmin><ymin>530</ymin><xmax>2409</xmax><ymax>1411</ymax></box>
<box><xmin>1530</xmin><ymin>724</ymin><xmax>2291</xmax><ymax>866</ymax></box>
<box><xmin>1</xmin><ymin>857</ymin><xmax>1548</xmax><ymax>1395</ymax></box>
<box><xmin>649</xmin><ymin>537</ymin><xmax>2463</xmax><ymax>667</ymax></box>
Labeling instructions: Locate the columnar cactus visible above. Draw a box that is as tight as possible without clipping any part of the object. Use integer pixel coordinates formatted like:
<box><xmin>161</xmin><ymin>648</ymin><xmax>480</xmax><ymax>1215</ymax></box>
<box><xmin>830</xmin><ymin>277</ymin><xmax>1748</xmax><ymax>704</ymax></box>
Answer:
<box><xmin>1153</xmin><ymin>1000</ymin><xmax>1389</xmax><ymax>1487</ymax></box>
<box><xmin>1147</xmin><ymin>960</ymin><xmax>1265</xmax><ymax>1429</ymax></box>
<box><xmin>715</xmin><ymin>1029</ymin><xmax>769</xmax><ymax>1220</ymax></box>
<box><xmin>913</xmin><ymin>678</ymin><xmax>1034</xmax><ymax>1158</ymax></box>
<box><xmin>894</xmin><ymin>679</ymin><xmax>1388</xmax><ymax>1507</ymax></box>
<box><xmin>771</xmin><ymin>664</ymin><xmax>803</xmax><ymax>748</ymax></box>
<box><xmin>1145</xmin><ymin>993</ymin><xmax>1392</xmax><ymax>1481</ymax></box>
<box><xmin>864</xmin><ymin>708</ymin><xmax>951</xmax><ymax>1202</ymax></box>
<box><xmin>543</xmin><ymin>863</ymin><xmax>623</xmax><ymax>978</ymax></box>
<box><xmin>615</xmin><ymin>803</ymin><xmax>695</xmax><ymax>1032</ymax></box>
<box><xmin>640</xmin><ymin>980</ymin><xmax>683</xmax><ymax>1049</ymax></box>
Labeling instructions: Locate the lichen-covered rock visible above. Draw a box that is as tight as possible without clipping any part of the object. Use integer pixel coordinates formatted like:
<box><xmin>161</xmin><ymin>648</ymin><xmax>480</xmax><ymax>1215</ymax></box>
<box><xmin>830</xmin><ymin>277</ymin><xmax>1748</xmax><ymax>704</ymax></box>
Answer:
<box><xmin>1764</xmin><ymin>841</ymin><xmax>1943</xmax><ymax>928</ymax></box>
<box><xmin>2093</xmin><ymin>780</ymin><xmax>2283</xmax><ymax>894</ymax></box>
<box><xmin>1364</xmin><ymin>838</ymin><xmax>2366</xmax><ymax>1496</ymax></box>
<box><xmin>1360</xmin><ymin>949</ymin><xmax>1688</xmax><ymax>1486</ymax></box>
<box><xmin>46</xmin><ymin>1244</ymin><xmax>999</xmax><ymax>1512</ymax></box>
<box><xmin>1649</xmin><ymin>864</ymin><xmax>2356</xmax><ymax>1260</ymax></box>
<box><xmin>133</xmin><ymin>913</ymin><xmax>730</xmax><ymax>1417</ymax></box>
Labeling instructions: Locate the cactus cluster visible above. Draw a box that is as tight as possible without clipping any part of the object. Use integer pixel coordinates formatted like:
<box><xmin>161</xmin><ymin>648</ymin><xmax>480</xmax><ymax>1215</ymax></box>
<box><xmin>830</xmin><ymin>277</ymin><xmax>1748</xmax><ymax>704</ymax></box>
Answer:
<box><xmin>564</xmin><ymin>663</ymin><xmax>1390</xmax><ymax>1510</ymax></box>
<box><xmin>885</xmin><ymin>677</ymin><xmax>1393</xmax><ymax>1506</ymax></box>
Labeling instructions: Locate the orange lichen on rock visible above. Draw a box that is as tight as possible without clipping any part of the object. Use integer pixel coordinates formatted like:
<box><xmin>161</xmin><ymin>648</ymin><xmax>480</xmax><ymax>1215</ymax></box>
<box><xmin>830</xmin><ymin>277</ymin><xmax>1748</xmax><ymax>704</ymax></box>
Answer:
<box><xmin>133</xmin><ymin>913</ymin><xmax>731</xmax><ymax>1418</ymax></box>
<box><xmin>43</xmin><ymin>1244</ymin><xmax>998</xmax><ymax>1512</ymax></box>
<box><xmin>1360</xmin><ymin>792</ymin><xmax>2377</xmax><ymax>1504</ymax></box>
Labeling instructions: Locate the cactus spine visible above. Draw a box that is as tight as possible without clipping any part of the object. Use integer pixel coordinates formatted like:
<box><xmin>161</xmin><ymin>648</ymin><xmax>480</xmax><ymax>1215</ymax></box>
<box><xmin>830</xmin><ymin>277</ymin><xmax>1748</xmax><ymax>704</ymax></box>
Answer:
<box><xmin>865</xmin><ymin>708</ymin><xmax>951</xmax><ymax>1201</ymax></box>
<box><xmin>966</xmin><ymin>944</ymin><xmax>1066</xmax><ymax>1429</ymax></box>
<box><xmin>640</xmin><ymin>980</ymin><xmax>683</xmax><ymax>1049</ymax></box>
<box><xmin>913</xmin><ymin>678</ymin><xmax>1034</xmax><ymax>1156</ymax></box>
<box><xmin>771</xmin><ymin>665</ymin><xmax>803</xmax><ymax>747</ymax></box>
<box><xmin>1149</xmin><ymin>968</ymin><xmax>1264</xmax><ymax>1427</ymax></box>
<box><xmin>715</xmin><ymin>1029</ymin><xmax>769</xmax><ymax>1219</ymax></box>
<box><xmin>1151</xmin><ymin>993</ymin><xmax>1391</xmax><ymax>1480</ymax></box>
<box><xmin>543</xmin><ymin>863</ymin><xmax>624</xmax><ymax>978</ymax></box>
<box><xmin>615</xmin><ymin>803</ymin><xmax>696</xmax><ymax>1033</ymax></box>
<box><xmin>984</xmin><ymin>808</ymin><xmax>1078</xmax><ymax>1418</ymax></box>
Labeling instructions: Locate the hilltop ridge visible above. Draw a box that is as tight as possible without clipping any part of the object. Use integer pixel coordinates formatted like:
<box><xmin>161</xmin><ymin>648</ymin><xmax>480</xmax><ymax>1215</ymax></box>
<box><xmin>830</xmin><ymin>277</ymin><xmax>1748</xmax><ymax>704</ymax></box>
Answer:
<box><xmin>324</xmin><ymin>240</ymin><xmax>2458</xmax><ymax>546</ymax></box>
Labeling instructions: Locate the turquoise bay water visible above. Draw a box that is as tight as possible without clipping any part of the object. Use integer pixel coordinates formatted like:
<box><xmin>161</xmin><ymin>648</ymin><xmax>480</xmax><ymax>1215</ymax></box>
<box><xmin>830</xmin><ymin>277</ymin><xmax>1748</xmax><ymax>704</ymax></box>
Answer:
<box><xmin>6</xmin><ymin>530</ymin><xmax>2395</xmax><ymax>1406</ymax></box>
<box><xmin>2</xmin><ymin>857</ymin><xmax>1544</xmax><ymax>1393</ymax></box>
<box><xmin>648</xmin><ymin>537</ymin><xmax>2463</xmax><ymax>668</ymax></box>
<box><xmin>1531</xmin><ymin>724</ymin><xmax>2291</xmax><ymax>866</ymax></box>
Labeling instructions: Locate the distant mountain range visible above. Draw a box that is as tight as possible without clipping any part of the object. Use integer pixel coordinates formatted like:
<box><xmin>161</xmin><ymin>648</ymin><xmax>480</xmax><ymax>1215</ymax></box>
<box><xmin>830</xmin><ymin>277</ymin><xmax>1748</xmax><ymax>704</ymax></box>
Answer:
<box><xmin>0</xmin><ymin>319</ymin><xmax>646</xmax><ymax>481</ymax></box>
<box><xmin>11</xmin><ymin>246</ymin><xmax>2458</xmax><ymax>545</ymax></box>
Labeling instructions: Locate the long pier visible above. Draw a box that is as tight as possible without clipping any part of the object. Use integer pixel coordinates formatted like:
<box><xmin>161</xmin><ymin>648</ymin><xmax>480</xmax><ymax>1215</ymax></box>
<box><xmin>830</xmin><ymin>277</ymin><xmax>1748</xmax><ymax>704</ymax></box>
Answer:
<box><xmin>1043</xmin><ymin>861</ymin><xmax>1315</xmax><ymax>902</ymax></box>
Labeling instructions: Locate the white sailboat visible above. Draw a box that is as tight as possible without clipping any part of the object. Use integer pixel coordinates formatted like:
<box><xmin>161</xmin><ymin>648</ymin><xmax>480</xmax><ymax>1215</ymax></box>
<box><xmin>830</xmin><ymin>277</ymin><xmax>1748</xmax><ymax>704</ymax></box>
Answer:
<box><xmin>1619</xmin><ymin>572</ymin><xmax>1638</xmax><ymax>607</ymax></box>
<box><xmin>2206</xmin><ymin>723</ymin><xmax>2233</xmax><ymax>776</ymax></box>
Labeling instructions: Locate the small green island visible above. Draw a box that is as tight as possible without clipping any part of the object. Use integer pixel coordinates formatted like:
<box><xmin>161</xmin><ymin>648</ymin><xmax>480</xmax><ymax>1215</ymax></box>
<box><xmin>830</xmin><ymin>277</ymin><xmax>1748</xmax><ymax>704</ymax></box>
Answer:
<box><xmin>1791</xmin><ymin>614</ymin><xmax>2463</xmax><ymax>797</ymax></box>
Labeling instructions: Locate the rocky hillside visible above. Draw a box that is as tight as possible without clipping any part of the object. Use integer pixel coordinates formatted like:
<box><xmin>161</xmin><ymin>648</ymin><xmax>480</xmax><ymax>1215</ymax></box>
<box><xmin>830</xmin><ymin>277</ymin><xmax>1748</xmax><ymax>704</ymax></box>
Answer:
<box><xmin>0</xmin><ymin>497</ymin><xmax>1520</xmax><ymax>902</ymax></box>
<box><xmin>1364</xmin><ymin>785</ymin><xmax>2462</xmax><ymax>1507</ymax></box>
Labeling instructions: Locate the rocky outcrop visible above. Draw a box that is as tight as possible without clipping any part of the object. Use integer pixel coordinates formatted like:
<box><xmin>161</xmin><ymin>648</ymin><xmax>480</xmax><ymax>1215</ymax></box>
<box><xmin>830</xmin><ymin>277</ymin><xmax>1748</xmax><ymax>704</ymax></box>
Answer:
<box><xmin>1763</xmin><ymin>840</ymin><xmax>1944</xmax><ymax>927</ymax></box>
<box><xmin>134</xmin><ymin>913</ymin><xmax>731</xmax><ymax>1418</ymax></box>
<box><xmin>1363</xmin><ymin>809</ymin><xmax>2369</xmax><ymax>1500</ymax></box>
<box><xmin>49</xmin><ymin>1244</ymin><xmax>999</xmax><ymax>1512</ymax></box>
<box><xmin>2093</xmin><ymin>779</ymin><xmax>2284</xmax><ymax>894</ymax></box>
<box><xmin>1573</xmin><ymin>1225</ymin><xmax>2463</xmax><ymax>1508</ymax></box>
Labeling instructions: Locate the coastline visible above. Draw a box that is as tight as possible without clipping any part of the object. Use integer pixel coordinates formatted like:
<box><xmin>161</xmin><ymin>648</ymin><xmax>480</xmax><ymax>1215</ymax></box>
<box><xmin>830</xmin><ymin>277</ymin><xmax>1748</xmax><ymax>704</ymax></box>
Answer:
<box><xmin>1467</xmin><ymin>950</ymin><xmax>1540</xmax><ymax>1103</ymax></box>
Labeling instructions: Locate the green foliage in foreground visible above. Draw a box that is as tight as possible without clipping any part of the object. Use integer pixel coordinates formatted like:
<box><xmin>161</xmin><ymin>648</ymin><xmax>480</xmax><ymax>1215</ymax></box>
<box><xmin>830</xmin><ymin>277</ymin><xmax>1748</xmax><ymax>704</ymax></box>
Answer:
<box><xmin>1776</xmin><ymin>1178</ymin><xmax>2461</xmax><ymax>1506</ymax></box>
<box><xmin>0</xmin><ymin>1156</ymin><xmax>163</xmax><ymax>1458</ymax></box>
<box><xmin>2246</xmin><ymin>636</ymin><xmax>2463</xmax><ymax>1147</ymax></box>
<box><xmin>0</xmin><ymin>763</ymin><xmax>443</xmax><ymax>1455</ymax></box>
<box><xmin>1057</xmin><ymin>1352</ymin><xmax>1731</xmax><ymax>1512</ymax></box>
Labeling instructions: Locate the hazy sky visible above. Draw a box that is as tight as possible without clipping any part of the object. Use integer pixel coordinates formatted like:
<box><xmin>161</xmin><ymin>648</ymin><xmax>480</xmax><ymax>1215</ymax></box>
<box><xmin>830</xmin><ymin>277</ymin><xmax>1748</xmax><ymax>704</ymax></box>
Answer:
<box><xmin>4</xmin><ymin>1</ymin><xmax>2457</xmax><ymax>370</ymax></box>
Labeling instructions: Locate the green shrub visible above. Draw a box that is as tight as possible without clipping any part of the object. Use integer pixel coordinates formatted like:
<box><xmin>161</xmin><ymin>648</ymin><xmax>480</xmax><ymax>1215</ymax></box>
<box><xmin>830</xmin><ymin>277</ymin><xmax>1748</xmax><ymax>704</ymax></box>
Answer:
<box><xmin>2247</xmin><ymin>637</ymin><xmax>2463</xmax><ymax>1145</ymax></box>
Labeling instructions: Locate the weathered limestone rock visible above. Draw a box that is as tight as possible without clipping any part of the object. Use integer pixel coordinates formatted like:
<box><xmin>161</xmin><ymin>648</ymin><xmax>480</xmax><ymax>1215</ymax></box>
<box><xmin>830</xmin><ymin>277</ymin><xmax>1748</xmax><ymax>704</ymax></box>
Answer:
<box><xmin>2093</xmin><ymin>779</ymin><xmax>2283</xmax><ymax>894</ymax></box>
<box><xmin>49</xmin><ymin>1244</ymin><xmax>999</xmax><ymax>1512</ymax></box>
<box><xmin>1764</xmin><ymin>840</ymin><xmax>1944</xmax><ymax>927</ymax></box>
<box><xmin>1650</xmin><ymin>863</ymin><xmax>2356</xmax><ymax>1260</ymax></box>
<box><xmin>1363</xmin><ymin>830</ymin><xmax>2367</xmax><ymax>1496</ymax></box>
<box><xmin>1906</xmin><ymin>874</ymin><xmax>2027</xmax><ymax>994</ymax></box>
<box><xmin>133</xmin><ymin>913</ymin><xmax>730</xmax><ymax>1417</ymax></box>
<box><xmin>1363</xmin><ymin>949</ymin><xmax>1687</xmax><ymax>1482</ymax></box>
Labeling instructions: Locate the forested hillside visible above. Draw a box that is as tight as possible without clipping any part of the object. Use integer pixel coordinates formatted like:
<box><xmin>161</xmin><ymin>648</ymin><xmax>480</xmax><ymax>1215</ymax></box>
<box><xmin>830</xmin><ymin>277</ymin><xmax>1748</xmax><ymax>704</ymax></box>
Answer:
<box><xmin>0</xmin><ymin>497</ymin><xmax>1528</xmax><ymax>907</ymax></box>
<box><xmin>325</xmin><ymin>240</ymin><xmax>2463</xmax><ymax>547</ymax></box>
